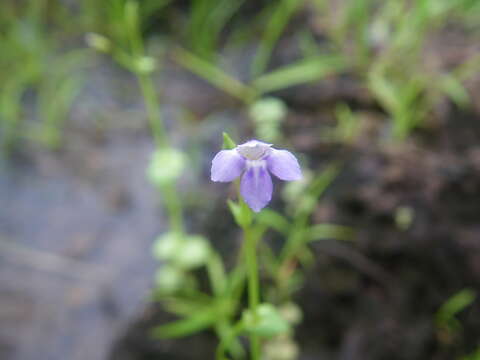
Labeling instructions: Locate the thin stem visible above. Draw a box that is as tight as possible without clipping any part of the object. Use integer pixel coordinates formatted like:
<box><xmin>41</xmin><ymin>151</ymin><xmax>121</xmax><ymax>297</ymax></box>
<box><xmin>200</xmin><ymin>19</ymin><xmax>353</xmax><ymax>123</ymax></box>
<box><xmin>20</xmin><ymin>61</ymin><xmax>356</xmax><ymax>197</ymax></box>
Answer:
<box><xmin>160</xmin><ymin>182</ymin><xmax>184</xmax><ymax>233</ymax></box>
<box><xmin>124</xmin><ymin>2</ymin><xmax>184</xmax><ymax>233</ymax></box>
<box><xmin>216</xmin><ymin>322</ymin><xmax>245</xmax><ymax>360</ymax></box>
<box><xmin>139</xmin><ymin>73</ymin><xmax>184</xmax><ymax>234</ymax></box>
<box><xmin>244</xmin><ymin>225</ymin><xmax>260</xmax><ymax>360</ymax></box>
<box><xmin>137</xmin><ymin>73</ymin><xmax>169</xmax><ymax>148</ymax></box>
<box><xmin>125</xmin><ymin>0</ymin><xmax>169</xmax><ymax>148</ymax></box>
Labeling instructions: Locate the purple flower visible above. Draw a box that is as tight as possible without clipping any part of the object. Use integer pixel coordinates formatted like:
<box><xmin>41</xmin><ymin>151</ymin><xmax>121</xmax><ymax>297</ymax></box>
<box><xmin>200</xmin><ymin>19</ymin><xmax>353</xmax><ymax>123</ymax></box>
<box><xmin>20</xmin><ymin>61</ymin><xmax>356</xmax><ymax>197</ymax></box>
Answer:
<box><xmin>211</xmin><ymin>140</ymin><xmax>302</xmax><ymax>212</ymax></box>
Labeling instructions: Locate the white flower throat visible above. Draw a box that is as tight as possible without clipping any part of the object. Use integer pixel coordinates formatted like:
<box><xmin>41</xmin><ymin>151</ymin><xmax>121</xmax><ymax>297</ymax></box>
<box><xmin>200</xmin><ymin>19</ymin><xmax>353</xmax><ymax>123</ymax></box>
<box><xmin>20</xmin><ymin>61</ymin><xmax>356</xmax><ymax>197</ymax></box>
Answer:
<box><xmin>236</xmin><ymin>141</ymin><xmax>272</xmax><ymax>160</ymax></box>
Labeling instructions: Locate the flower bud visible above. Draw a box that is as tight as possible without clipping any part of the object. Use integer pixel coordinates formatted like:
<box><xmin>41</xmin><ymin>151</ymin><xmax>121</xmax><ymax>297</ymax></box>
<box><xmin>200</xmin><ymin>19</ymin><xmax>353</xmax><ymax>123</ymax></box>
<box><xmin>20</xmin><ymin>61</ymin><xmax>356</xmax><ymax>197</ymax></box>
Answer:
<box><xmin>85</xmin><ymin>33</ymin><xmax>111</xmax><ymax>53</ymax></box>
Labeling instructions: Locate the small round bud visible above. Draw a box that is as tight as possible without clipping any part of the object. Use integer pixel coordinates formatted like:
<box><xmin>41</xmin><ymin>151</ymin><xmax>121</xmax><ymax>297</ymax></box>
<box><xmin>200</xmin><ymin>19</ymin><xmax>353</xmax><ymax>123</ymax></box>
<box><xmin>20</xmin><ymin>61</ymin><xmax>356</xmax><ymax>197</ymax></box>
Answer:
<box><xmin>152</xmin><ymin>232</ymin><xmax>183</xmax><ymax>261</ymax></box>
<box><xmin>135</xmin><ymin>56</ymin><xmax>156</xmax><ymax>74</ymax></box>
<box><xmin>155</xmin><ymin>266</ymin><xmax>184</xmax><ymax>294</ymax></box>
<box><xmin>174</xmin><ymin>235</ymin><xmax>210</xmax><ymax>269</ymax></box>
<box><xmin>85</xmin><ymin>33</ymin><xmax>111</xmax><ymax>53</ymax></box>
<box><xmin>147</xmin><ymin>148</ymin><xmax>187</xmax><ymax>187</ymax></box>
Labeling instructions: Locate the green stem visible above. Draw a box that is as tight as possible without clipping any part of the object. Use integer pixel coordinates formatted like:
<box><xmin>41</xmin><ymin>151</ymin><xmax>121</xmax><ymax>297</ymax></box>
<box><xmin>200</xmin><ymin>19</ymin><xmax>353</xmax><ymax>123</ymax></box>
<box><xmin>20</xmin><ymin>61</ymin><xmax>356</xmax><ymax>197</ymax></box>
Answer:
<box><xmin>244</xmin><ymin>225</ymin><xmax>260</xmax><ymax>360</ymax></box>
<box><xmin>138</xmin><ymin>72</ymin><xmax>184</xmax><ymax>234</ymax></box>
<box><xmin>216</xmin><ymin>322</ymin><xmax>245</xmax><ymax>360</ymax></box>
<box><xmin>160</xmin><ymin>182</ymin><xmax>184</xmax><ymax>233</ymax></box>
<box><xmin>137</xmin><ymin>73</ymin><xmax>169</xmax><ymax>148</ymax></box>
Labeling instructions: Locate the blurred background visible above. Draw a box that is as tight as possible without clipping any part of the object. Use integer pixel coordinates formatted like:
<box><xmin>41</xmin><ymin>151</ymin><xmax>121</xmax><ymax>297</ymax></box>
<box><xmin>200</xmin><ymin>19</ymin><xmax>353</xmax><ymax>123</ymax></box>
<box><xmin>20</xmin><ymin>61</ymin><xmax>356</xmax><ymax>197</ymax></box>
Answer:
<box><xmin>1</xmin><ymin>0</ymin><xmax>480</xmax><ymax>359</ymax></box>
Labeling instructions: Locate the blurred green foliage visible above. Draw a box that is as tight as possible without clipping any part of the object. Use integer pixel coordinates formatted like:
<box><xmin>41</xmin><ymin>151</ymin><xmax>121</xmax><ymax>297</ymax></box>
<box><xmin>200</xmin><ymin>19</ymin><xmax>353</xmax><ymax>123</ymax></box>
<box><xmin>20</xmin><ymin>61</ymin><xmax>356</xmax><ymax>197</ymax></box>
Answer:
<box><xmin>0</xmin><ymin>1</ymin><xmax>87</xmax><ymax>154</ymax></box>
<box><xmin>436</xmin><ymin>288</ymin><xmax>476</xmax><ymax>341</ymax></box>
<box><xmin>1</xmin><ymin>0</ymin><xmax>479</xmax><ymax>156</ymax></box>
<box><xmin>462</xmin><ymin>348</ymin><xmax>480</xmax><ymax>360</ymax></box>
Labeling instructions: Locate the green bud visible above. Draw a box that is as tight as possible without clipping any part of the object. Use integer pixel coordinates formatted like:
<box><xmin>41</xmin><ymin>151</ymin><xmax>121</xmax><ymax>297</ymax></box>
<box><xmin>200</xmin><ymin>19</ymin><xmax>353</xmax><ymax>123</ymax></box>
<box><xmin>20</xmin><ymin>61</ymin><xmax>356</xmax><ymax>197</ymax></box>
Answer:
<box><xmin>135</xmin><ymin>56</ymin><xmax>156</xmax><ymax>74</ymax></box>
<box><xmin>249</xmin><ymin>97</ymin><xmax>287</xmax><ymax>143</ymax></box>
<box><xmin>85</xmin><ymin>33</ymin><xmax>111</xmax><ymax>53</ymax></box>
<box><xmin>147</xmin><ymin>148</ymin><xmax>187</xmax><ymax>187</ymax></box>
<box><xmin>174</xmin><ymin>235</ymin><xmax>211</xmax><ymax>269</ymax></box>
<box><xmin>249</xmin><ymin>97</ymin><xmax>287</xmax><ymax>125</ymax></box>
<box><xmin>155</xmin><ymin>266</ymin><xmax>184</xmax><ymax>294</ymax></box>
<box><xmin>264</xmin><ymin>334</ymin><xmax>299</xmax><ymax>360</ymax></box>
<box><xmin>279</xmin><ymin>302</ymin><xmax>303</xmax><ymax>325</ymax></box>
<box><xmin>152</xmin><ymin>232</ymin><xmax>183</xmax><ymax>261</ymax></box>
<box><xmin>242</xmin><ymin>304</ymin><xmax>290</xmax><ymax>337</ymax></box>
<box><xmin>227</xmin><ymin>199</ymin><xmax>252</xmax><ymax>228</ymax></box>
<box><xmin>395</xmin><ymin>206</ymin><xmax>414</xmax><ymax>231</ymax></box>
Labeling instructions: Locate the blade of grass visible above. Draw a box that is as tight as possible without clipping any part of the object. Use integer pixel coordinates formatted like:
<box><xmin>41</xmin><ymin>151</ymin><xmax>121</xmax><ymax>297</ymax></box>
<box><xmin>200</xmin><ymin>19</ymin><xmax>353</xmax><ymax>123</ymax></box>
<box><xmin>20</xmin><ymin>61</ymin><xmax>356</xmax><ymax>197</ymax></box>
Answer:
<box><xmin>250</xmin><ymin>0</ymin><xmax>302</xmax><ymax>77</ymax></box>
<box><xmin>172</xmin><ymin>47</ymin><xmax>254</xmax><ymax>102</ymax></box>
<box><xmin>253</xmin><ymin>54</ymin><xmax>347</xmax><ymax>95</ymax></box>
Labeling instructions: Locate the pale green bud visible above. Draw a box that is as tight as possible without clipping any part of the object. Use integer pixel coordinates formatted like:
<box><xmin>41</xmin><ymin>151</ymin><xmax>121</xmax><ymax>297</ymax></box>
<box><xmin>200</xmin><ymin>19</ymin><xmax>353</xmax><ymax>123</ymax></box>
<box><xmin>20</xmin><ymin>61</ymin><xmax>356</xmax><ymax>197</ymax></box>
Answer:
<box><xmin>147</xmin><ymin>148</ymin><xmax>187</xmax><ymax>187</ymax></box>
<box><xmin>135</xmin><ymin>56</ymin><xmax>156</xmax><ymax>74</ymax></box>
<box><xmin>155</xmin><ymin>266</ymin><xmax>184</xmax><ymax>294</ymax></box>
<box><xmin>242</xmin><ymin>304</ymin><xmax>290</xmax><ymax>337</ymax></box>
<box><xmin>85</xmin><ymin>33</ymin><xmax>111</xmax><ymax>53</ymax></box>
<box><xmin>174</xmin><ymin>235</ymin><xmax>211</xmax><ymax>269</ymax></box>
<box><xmin>152</xmin><ymin>232</ymin><xmax>183</xmax><ymax>261</ymax></box>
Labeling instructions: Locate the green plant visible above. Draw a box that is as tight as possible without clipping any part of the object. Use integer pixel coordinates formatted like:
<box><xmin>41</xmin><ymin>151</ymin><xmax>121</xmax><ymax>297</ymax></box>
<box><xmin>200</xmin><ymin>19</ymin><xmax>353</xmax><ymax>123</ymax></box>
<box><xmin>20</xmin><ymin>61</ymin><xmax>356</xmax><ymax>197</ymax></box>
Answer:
<box><xmin>436</xmin><ymin>288</ymin><xmax>476</xmax><ymax>341</ymax></box>
<box><xmin>0</xmin><ymin>0</ymin><xmax>87</xmax><ymax>153</ymax></box>
<box><xmin>314</xmin><ymin>0</ymin><xmax>480</xmax><ymax>140</ymax></box>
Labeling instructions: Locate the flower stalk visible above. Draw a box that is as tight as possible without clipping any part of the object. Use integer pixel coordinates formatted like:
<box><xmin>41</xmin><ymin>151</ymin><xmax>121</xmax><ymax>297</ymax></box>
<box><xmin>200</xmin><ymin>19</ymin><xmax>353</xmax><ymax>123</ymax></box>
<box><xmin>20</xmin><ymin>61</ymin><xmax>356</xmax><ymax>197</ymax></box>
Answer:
<box><xmin>122</xmin><ymin>0</ymin><xmax>184</xmax><ymax>234</ymax></box>
<box><xmin>244</xmin><ymin>222</ymin><xmax>261</xmax><ymax>360</ymax></box>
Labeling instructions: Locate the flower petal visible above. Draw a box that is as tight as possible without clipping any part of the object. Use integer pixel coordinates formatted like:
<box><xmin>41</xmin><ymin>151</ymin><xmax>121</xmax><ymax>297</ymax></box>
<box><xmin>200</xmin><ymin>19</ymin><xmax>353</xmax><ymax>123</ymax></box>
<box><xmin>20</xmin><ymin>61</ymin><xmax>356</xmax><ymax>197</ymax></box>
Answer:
<box><xmin>211</xmin><ymin>150</ymin><xmax>245</xmax><ymax>182</ymax></box>
<box><xmin>240</xmin><ymin>165</ymin><xmax>273</xmax><ymax>212</ymax></box>
<box><xmin>267</xmin><ymin>149</ymin><xmax>302</xmax><ymax>181</ymax></box>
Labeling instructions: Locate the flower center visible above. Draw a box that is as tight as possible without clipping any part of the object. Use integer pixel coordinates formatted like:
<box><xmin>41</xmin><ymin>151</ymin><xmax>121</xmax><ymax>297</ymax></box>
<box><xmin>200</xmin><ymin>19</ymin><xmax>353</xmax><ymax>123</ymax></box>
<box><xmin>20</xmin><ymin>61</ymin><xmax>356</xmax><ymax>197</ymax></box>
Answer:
<box><xmin>246</xmin><ymin>160</ymin><xmax>267</xmax><ymax>182</ymax></box>
<box><xmin>236</xmin><ymin>141</ymin><xmax>272</xmax><ymax>160</ymax></box>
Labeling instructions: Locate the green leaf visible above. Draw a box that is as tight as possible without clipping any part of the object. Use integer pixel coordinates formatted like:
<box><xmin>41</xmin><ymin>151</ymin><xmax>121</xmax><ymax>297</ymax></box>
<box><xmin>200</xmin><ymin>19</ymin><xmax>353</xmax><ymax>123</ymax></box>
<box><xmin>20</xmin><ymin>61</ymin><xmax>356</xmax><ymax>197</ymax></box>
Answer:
<box><xmin>295</xmin><ymin>163</ymin><xmax>341</xmax><ymax>218</ymax></box>
<box><xmin>222</xmin><ymin>132</ymin><xmax>237</xmax><ymax>149</ymax></box>
<box><xmin>256</xmin><ymin>209</ymin><xmax>291</xmax><ymax>234</ymax></box>
<box><xmin>307</xmin><ymin>224</ymin><xmax>355</xmax><ymax>242</ymax></box>
<box><xmin>253</xmin><ymin>55</ymin><xmax>347</xmax><ymax>94</ymax></box>
<box><xmin>226</xmin><ymin>264</ymin><xmax>247</xmax><ymax>299</ymax></box>
<box><xmin>172</xmin><ymin>47</ymin><xmax>253</xmax><ymax>102</ymax></box>
<box><xmin>334</xmin><ymin>103</ymin><xmax>360</xmax><ymax>143</ymax></box>
<box><xmin>251</xmin><ymin>0</ymin><xmax>302</xmax><ymax>77</ymax></box>
<box><xmin>242</xmin><ymin>303</ymin><xmax>290</xmax><ymax>337</ymax></box>
<box><xmin>436</xmin><ymin>288</ymin><xmax>476</xmax><ymax>327</ymax></box>
<box><xmin>124</xmin><ymin>1</ymin><xmax>140</xmax><ymax>35</ymax></box>
<box><xmin>206</xmin><ymin>252</ymin><xmax>228</xmax><ymax>296</ymax></box>
<box><xmin>439</xmin><ymin>74</ymin><xmax>470</xmax><ymax>107</ymax></box>
<box><xmin>228</xmin><ymin>199</ymin><xmax>252</xmax><ymax>228</ymax></box>
<box><xmin>152</xmin><ymin>306</ymin><xmax>219</xmax><ymax>338</ymax></box>
<box><xmin>162</xmin><ymin>297</ymin><xmax>211</xmax><ymax>316</ymax></box>
<box><xmin>368</xmin><ymin>70</ymin><xmax>399</xmax><ymax>112</ymax></box>
<box><xmin>462</xmin><ymin>347</ymin><xmax>480</xmax><ymax>360</ymax></box>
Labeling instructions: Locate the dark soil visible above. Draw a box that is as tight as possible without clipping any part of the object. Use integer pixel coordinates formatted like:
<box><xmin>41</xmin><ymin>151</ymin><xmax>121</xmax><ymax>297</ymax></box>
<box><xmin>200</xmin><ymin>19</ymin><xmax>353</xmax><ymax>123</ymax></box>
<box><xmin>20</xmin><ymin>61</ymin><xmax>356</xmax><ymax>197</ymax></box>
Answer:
<box><xmin>109</xmin><ymin>79</ymin><xmax>480</xmax><ymax>360</ymax></box>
